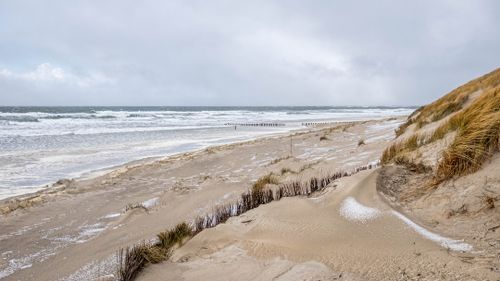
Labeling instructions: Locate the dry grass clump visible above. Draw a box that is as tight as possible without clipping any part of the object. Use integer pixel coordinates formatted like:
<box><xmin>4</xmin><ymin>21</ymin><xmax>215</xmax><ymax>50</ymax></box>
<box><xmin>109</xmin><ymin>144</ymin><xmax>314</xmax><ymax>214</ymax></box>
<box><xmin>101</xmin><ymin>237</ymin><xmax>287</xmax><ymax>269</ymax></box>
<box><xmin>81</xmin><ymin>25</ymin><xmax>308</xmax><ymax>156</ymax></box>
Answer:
<box><xmin>381</xmin><ymin>134</ymin><xmax>424</xmax><ymax>164</ymax></box>
<box><xmin>117</xmin><ymin>222</ymin><xmax>193</xmax><ymax>281</ymax></box>
<box><xmin>117</xmin><ymin>244</ymin><xmax>168</xmax><ymax>281</ymax></box>
<box><xmin>252</xmin><ymin>173</ymin><xmax>279</xmax><ymax>191</ymax></box>
<box><xmin>157</xmin><ymin>222</ymin><xmax>192</xmax><ymax>249</ymax></box>
<box><xmin>298</xmin><ymin>163</ymin><xmax>314</xmax><ymax>172</ymax></box>
<box><xmin>433</xmin><ymin>87</ymin><xmax>500</xmax><ymax>185</ymax></box>
<box><xmin>381</xmin><ymin>141</ymin><xmax>403</xmax><ymax>164</ymax></box>
<box><xmin>395</xmin><ymin>68</ymin><xmax>500</xmax><ymax>137</ymax></box>
<box><xmin>125</xmin><ymin>203</ymin><xmax>148</xmax><ymax>212</ymax></box>
<box><xmin>395</xmin><ymin>118</ymin><xmax>415</xmax><ymax>137</ymax></box>
<box><xmin>269</xmin><ymin>155</ymin><xmax>292</xmax><ymax>165</ymax></box>
<box><xmin>319</xmin><ymin>135</ymin><xmax>329</xmax><ymax>141</ymax></box>
<box><xmin>358</xmin><ymin>139</ymin><xmax>365</xmax><ymax>146</ymax></box>
<box><xmin>393</xmin><ymin>156</ymin><xmax>431</xmax><ymax>174</ymax></box>
<box><xmin>280</xmin><ymin>167</ymin><xmax>294</xmax><ymax>175</ymax></box>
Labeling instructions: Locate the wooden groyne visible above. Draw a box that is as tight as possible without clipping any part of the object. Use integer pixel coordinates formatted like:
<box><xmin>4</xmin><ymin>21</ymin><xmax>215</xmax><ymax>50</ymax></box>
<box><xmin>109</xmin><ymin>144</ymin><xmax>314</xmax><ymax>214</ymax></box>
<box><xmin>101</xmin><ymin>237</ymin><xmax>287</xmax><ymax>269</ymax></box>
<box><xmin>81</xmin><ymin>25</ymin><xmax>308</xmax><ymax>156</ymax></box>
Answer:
<box><xmin>301</xmin><ymin>121</ymin><xmax>356</xmax><ymax>127</ymax></box>
<box><xmin>225</xmin><ymin>122</ymin><xmax>286</xmax><ymax>127</ymax></box>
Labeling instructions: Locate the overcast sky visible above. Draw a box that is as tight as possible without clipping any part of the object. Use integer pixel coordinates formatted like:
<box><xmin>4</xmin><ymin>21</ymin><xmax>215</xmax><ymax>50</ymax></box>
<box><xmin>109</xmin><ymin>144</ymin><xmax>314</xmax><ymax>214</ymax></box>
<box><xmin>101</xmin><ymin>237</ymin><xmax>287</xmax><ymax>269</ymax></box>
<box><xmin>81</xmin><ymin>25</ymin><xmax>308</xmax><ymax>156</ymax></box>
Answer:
<box><xmin>0</xmin><ymin>0</ymin><xmax>499</xmax><ymax>106</ymax></box>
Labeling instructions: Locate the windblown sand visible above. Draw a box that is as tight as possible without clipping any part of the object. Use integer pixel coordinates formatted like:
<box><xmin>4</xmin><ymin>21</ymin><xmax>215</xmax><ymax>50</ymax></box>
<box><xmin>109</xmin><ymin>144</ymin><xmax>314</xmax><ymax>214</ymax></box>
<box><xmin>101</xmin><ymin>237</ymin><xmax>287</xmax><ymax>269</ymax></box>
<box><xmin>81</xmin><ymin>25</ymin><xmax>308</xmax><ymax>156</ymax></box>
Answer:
<box><xmin>138</xmin><ymin>170</ymin><xmax>494</xmax><ymax>281</ymax></box>
<box><xmin>0</xmin><ymin>118</ymin><xmax>495</xmax><ymax>281</ymax></box>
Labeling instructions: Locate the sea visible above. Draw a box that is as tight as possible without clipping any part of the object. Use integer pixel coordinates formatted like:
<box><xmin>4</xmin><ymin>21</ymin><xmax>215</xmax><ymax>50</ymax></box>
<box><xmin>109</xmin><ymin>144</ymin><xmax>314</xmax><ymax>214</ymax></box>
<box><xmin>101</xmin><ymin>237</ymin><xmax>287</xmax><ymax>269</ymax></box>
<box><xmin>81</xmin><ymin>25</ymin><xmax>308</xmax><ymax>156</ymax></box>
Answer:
<box><xmin>0</xmin><ymin>106</ymin><xmax>414</xmax><ymax>200</ymax></box>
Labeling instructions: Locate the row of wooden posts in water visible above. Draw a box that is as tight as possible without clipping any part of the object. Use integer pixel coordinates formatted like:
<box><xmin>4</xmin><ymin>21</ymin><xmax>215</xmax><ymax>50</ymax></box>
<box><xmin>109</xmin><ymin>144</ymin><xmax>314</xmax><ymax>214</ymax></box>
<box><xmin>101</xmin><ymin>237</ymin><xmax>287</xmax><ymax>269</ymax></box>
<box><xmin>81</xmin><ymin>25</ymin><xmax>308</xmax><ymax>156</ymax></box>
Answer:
<box><xmin>223</xmin><ymin>121</ymin><xmax>354</xmax><ymax>128</ymax></box>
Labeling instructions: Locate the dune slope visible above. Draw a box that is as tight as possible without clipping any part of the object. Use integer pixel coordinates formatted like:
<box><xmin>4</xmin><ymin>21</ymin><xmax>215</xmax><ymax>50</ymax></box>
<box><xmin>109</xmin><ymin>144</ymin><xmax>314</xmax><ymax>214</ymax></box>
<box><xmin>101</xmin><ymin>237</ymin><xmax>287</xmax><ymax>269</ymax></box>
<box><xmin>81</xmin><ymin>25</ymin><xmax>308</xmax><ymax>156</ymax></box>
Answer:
<box><xmin>378</xmin><ymin>68</ymin><xmax>500</xmax><ymax>272</ymax></box>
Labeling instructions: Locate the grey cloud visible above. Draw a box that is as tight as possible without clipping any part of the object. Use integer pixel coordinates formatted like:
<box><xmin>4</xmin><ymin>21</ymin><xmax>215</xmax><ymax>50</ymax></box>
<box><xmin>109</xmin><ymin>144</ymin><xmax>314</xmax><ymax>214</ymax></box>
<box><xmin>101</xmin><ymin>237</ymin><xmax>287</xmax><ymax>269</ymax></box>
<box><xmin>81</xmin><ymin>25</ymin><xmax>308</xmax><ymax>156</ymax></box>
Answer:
<box><xmin>0</xmin><ymin>0</ymin><xmax>499</xmax><ymax>106</ymax></box>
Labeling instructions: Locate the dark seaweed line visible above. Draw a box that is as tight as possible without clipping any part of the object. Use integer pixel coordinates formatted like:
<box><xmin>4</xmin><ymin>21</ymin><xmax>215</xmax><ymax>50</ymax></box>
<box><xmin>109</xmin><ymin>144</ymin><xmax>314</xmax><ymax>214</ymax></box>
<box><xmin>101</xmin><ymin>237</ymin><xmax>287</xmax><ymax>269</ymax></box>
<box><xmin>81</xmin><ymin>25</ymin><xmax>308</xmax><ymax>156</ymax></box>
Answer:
<box><xmin>117</xmin><ymin>162</ymin><xmax>378</xmax><ymax>281</ymax></box>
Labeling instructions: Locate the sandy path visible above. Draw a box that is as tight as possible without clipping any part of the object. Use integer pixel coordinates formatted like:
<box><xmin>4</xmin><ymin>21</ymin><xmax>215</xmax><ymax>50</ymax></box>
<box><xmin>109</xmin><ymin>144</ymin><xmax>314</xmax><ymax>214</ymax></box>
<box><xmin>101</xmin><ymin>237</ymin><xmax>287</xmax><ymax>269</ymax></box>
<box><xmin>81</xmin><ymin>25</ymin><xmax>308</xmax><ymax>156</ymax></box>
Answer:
<box><xmin>0</xmin><ymin>118</ymin><xmax>403</xmax><ymax>281</ymax></box>
<box><xmin>139</xmin><ymin>170</ymin><xmax>495</xmax><ymax>281</ymax></box>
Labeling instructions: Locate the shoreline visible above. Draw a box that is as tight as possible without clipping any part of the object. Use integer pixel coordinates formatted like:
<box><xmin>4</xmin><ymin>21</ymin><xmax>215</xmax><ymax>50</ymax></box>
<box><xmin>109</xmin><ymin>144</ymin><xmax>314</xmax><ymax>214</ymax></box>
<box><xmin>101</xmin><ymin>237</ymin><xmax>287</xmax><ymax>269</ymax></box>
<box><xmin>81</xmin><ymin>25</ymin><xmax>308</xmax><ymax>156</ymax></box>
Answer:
<box><xmin>1</xmin><ymin>117</ymin><xmax>408</xmax><ymax>280</ymax></box>
<box><xmin>0</xmin><ymin>119</ymin><xmax>376</xmax><ymax>208</ymax></box>
<box><xmin>0</xmin><ymin>106</ymin><xmax>414</xmax><ymax>201</ymax></box>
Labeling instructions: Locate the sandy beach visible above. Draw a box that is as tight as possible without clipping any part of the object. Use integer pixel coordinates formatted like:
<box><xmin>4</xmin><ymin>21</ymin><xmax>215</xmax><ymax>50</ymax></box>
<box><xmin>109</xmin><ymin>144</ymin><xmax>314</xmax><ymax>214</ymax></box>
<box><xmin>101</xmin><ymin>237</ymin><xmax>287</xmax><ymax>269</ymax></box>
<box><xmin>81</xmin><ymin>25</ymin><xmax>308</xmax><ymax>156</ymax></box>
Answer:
<box><xmin>0</xmin><ymin>117</ymin><xmax>496</xmax><ymax>281</ymax></box>
<box><xmin>0</xmin><ymin>118</ymin><xmax>395</xmax><ymax>280</ymax></box>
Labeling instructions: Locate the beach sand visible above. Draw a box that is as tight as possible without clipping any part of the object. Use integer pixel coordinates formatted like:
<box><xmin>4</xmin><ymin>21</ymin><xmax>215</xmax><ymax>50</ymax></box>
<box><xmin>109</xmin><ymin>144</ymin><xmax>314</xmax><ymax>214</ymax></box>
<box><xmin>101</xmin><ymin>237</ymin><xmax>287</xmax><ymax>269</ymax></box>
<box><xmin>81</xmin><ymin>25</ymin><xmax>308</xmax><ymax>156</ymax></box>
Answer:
<box><xmin>140</xmin><ymin>169</ymin><xmax>494</xmax><ymax>281</ymax></box>
<box><xmin>1</xmin><ymin>117</ymin><xmax>493</xmax><ymax>281</ymax></box>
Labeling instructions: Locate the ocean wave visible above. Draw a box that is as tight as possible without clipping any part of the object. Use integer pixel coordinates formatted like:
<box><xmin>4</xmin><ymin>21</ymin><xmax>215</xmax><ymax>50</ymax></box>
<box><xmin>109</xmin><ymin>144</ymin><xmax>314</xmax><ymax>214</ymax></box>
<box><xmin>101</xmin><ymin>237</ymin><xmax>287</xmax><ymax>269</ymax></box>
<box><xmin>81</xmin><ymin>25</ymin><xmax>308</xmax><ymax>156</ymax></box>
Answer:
<box><xmin>286</xmin><ymin>111</ymin><xmax>311</xmax><ymax>115</ymax></box>
<box><xmin>0</xmin><ymin>116</ymin><xmax>39</xmax><ymax>123</ymax></box>
<box><xmin>40</xmin><ymin>114</ymin><xmax>117</xmax><ymax>120</ymax></box>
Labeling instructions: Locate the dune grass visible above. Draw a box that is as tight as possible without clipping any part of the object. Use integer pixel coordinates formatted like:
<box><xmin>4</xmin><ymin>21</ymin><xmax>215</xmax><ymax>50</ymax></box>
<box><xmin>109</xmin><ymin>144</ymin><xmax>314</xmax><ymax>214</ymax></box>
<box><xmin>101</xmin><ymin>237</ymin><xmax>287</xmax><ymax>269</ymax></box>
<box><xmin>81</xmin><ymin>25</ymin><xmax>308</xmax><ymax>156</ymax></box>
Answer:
<box><xmin>381</xmin><ymin>134</ymin><xmax>424</xmax><ymax>164</ymax></box>
<box><xmin>383</xmin><ymin>68</ymin><xmax>500</xmax><ymax>186</ymax></box>
<box><xmin>252</xmin><ymin>173</ymin><xmax>279</xmax><ymax>191</ymax></box>
<box><xmin>117</xmin><ymin>163</ymin><xmax>378</xmax><ymax>281</ymax></box>
<box><xmin>433</xmin><ymin>87</ymin><xmax>500</xmax><ymax>185</ymax></box>
<box><xmin>117</xmin><ymin>222</ymin><xmax>194</xmax><ymax>281</ymax></box>
<box><xmin>395</xmin><ymin>68</ymin><xmax>500</xmax><ymax>137</ymax></box>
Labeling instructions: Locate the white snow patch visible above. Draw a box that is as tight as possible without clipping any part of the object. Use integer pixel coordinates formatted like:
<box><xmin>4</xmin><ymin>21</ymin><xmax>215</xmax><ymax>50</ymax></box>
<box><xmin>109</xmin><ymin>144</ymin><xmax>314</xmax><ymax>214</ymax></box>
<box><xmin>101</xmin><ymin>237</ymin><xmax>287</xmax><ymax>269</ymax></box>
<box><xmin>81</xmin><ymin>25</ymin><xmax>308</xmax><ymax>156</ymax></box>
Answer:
<box><xmin>339</xmin><ymin>197</ymin><xmax>381</xmax><ymax>222</ymax></box>
<box><xmin>59</xmin><ymin>254</ymin><xmax>117</xmax><ymax>281</ymax></box>
<box><xmin>0</xmin><ymin>250</ymin><xmax>49</xmax><ymax>279</ymax></box>
<box><xmin>77</xmin><ymin>223</ymin><xmax>107</xmax><ymax>242</ymax></box>
<box><xmin>391</xmin><ymin>211</ymin><xmax>473</xmax><ymax>252</ymax></box>
<box><xmin>142</xmin><ymin>197</ymin><xmax>159</xmax><ymax>209</ymax></box>
<box><xmin>102</xmin><ymin>212</ymin><xmax>121</xmax><ymax>219</ymax></box>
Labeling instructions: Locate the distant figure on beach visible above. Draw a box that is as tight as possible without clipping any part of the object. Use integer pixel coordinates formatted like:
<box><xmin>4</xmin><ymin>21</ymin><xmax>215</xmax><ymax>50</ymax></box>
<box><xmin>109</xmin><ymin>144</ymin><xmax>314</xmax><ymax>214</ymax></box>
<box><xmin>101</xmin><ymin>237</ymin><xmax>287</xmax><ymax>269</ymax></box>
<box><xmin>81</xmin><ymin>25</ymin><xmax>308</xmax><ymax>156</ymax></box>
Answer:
<box><xmin>234</xmin><ymin>125</ymin><xmax>237</xmax><ymax>130</ymax></box>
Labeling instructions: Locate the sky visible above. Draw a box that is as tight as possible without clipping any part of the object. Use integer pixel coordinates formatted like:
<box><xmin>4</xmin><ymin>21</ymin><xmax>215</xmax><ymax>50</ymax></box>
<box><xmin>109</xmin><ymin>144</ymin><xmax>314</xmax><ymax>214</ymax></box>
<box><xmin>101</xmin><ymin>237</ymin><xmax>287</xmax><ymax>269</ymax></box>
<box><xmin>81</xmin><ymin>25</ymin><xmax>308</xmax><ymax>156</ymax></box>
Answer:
<box><xmin>0</xmin><ymin>0</ymin><xmax>499</xmax><ymax>106</ymax></box>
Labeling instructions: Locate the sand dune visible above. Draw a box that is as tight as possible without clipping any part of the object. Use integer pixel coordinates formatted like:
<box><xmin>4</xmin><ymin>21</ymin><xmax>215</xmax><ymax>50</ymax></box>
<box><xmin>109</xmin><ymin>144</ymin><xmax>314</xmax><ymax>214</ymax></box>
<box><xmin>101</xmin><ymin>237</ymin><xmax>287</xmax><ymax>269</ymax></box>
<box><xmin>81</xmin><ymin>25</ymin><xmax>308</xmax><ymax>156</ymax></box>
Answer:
<box><xmin>138</xmin><ymin>170</ymin><xmax>493</xmax><ymax>281</ymax></box>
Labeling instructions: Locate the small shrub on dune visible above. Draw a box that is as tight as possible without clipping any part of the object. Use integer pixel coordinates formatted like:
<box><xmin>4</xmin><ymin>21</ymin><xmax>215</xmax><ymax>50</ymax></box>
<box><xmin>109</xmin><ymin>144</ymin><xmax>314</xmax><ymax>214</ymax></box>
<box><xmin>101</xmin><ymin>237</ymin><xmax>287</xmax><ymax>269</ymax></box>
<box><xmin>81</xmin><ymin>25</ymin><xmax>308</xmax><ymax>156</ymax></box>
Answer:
<box><xmin>358</xmin><ymin>139</ymin><xmax>365</xmax><ymax>146</ymax></box>
<box><xmin>319</xmin><ymin>135</ymin><xmax>329</xmax><ymax>141</ymax></box>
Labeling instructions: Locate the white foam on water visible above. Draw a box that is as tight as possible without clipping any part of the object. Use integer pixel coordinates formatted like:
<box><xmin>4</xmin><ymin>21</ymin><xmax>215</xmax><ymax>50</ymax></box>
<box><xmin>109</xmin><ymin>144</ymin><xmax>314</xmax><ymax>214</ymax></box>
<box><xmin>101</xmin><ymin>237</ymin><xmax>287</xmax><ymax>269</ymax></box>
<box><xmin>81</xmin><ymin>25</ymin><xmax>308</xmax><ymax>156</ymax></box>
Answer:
<box><xmin>339</xmin><ymin>197</ymin><xmax>381</xmax><ymax>222</ymax></box>
<box><xmin>391</xmin><ymin>211</ymin><xmax>473</xmax><ymax>252</ymax></box>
